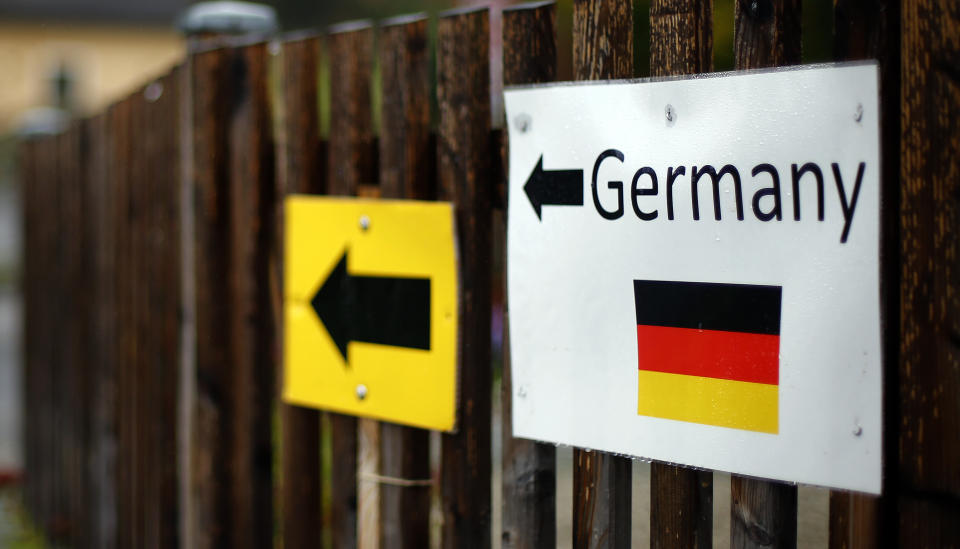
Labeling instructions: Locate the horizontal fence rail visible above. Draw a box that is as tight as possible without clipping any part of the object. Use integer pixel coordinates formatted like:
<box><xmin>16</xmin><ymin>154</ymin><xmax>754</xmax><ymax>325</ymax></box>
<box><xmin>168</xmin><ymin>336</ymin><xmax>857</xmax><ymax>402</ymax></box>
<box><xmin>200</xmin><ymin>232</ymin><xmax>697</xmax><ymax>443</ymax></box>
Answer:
<box><xmin>16</xmin><ymin>1</ymin><xmax>959</xmax><ymax>548</ymax></box>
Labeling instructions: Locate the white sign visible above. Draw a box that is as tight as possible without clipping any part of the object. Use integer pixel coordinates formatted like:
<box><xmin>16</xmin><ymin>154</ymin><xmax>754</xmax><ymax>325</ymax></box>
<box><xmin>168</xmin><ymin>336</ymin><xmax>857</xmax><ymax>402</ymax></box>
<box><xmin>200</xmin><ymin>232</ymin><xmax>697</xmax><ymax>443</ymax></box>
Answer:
<box><xmin>505</xmin><ymin>63</ymin><xmax>881</xmax><ymax>494</ymax></box>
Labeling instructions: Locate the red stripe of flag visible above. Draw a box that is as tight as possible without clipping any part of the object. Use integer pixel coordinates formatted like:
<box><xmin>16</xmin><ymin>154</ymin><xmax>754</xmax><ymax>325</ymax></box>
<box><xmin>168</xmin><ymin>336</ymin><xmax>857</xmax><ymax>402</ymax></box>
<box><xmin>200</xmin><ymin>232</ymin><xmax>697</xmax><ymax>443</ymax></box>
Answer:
<box><xmin>637</xmin><ymin>324</ymin><xmax>779</xmax><ymax>385</ymax></box>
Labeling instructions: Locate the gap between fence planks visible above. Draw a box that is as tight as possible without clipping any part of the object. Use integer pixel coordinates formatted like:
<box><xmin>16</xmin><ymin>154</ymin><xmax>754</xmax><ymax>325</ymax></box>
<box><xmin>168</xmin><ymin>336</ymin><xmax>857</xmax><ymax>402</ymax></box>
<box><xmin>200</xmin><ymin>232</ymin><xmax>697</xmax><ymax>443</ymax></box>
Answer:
<box><xmin>437</xmin><ymin>7</ymin><xmax>494</xmax><ymax>549</ymax></box>
<box><xmin>500</xmin><ymin>3</ymin><xmax>558</xmax><ymax>549</ymax></box>
<box><xmin>570</xmin><ymin>1</ymin><xmax>633</xmax><ymax>547</ymax></box>
<box><xmin>729</xmin><ymin>0</ymin><xmax>802</xmax><ymax>547</ymax></box>
<box><xmin>648</xmin><ymin>1</ymin><xmax>714</xmax><ymax>548</ymax></box>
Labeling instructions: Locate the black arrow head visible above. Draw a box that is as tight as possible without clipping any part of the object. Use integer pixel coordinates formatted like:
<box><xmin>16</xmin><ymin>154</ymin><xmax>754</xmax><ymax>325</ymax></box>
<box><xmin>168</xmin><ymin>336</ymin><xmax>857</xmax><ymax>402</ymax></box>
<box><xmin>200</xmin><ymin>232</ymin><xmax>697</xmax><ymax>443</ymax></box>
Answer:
<box><xmin>311</xmin><ymin>251</ymin><xmax>350</xmax><ymax>362</ymax></box>
<box><xmin>523</xmin><ymin>155</ymin><xmax>544</xmax><ymax>220</ymax></box>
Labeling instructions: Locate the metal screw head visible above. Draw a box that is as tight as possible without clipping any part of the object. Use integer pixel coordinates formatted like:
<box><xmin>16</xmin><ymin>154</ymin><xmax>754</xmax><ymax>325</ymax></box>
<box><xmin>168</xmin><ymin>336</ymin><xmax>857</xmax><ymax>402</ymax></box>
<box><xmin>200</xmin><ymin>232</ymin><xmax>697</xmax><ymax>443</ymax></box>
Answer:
<box><xmin>514</xmin><ymin>113</ymin><xmax>532</xmax><ymax>133</ymax></box>
<box><xmin>854</xmin><ymin>103</ymin><xmax>864</xmax><ymax>123</ymax></box>
<box><xmin>359</xmin><ymin>215</ymin><xmax>370</xmax><ymax>231</ymax></box>
<box><xmin>144</xmin><ymin>82</ymin><xmax>164</xmax><ymax>102</ymax></box>
<box><xmin>268</xmin><ymin>40</ymin><xmax>281</xmax><ymax>56</ymax></box>
<box><xmin>853</xmin><ymin>424</ymin><xmax>863</xmax><ymax>436</ymax></box>
<box><xmin>665</xmin><ymin>104</ymin><xmax>676</xmax><ymax>126</ymax></box>
<box><xmin>356</xmin><ymin>384</ymin><xmax>368</xmax><ymax>400</ymax></box>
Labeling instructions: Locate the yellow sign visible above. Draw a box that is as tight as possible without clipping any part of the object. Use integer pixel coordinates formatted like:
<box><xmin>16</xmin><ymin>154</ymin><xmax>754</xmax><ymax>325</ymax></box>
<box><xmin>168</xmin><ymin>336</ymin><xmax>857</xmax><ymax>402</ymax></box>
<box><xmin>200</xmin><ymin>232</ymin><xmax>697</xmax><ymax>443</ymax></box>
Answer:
<box><xmin>284</xmin><ymin>196</ymin><xmax>458</xmax><ymax>431</ymax></box>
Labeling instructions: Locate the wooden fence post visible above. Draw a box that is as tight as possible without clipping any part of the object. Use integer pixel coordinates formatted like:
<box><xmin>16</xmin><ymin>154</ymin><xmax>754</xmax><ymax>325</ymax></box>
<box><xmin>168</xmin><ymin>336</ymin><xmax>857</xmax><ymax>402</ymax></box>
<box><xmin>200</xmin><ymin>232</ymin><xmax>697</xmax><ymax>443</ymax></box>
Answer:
<box><xmin>277</xmin><ymin>32</ymin><xmax>325</xmax><ymax>549</ymax></box>
<box><xmin>437</xmin><ymin>7</ymin><xmax>493</xmax><ymax>549</ymax></box>
<box><xmin>729</xmin><ymin>1</ymin><xmax>802</xmax><ymax>547</ymax></box>
<box><xmin>648</xmin><ymin>1</ymin><xmax>714</xmax><ymax>548</ymax></box>
<box><xmin>377</xmin><ymin>14</ymin><xmax>433</xmax><ymax>549</ymax></box>
<box><xmin>327</xmin><ymin>20</ymin><xmax>376</xmax><ymax>549</ymax></box>
<box><xmin>898</xmin><ymin>0</ymin><xmax>960</xmax><ymax>545</ymax></box>
<box><xmin>500</xmin><ymin>3</ymin><xmax>558</xmax><ymax>549</ymax></box>
<box><xmin>570</xmin><ymin>1</ymin><xmax>633</xmax><ymax>547</ymax></box>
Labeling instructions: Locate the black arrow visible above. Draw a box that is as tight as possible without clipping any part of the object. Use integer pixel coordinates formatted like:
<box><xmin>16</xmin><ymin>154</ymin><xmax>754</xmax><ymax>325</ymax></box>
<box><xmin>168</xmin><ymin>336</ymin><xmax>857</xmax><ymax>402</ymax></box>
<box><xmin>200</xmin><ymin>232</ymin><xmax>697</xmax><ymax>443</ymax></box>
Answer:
<box><xmin>311</xmin><ymin>251</ymin><xmax>430</xmax><ymax>362</ymax></box>
<box><xmin>523</xmin><ymin>154</ymin><xmax>584</xmax><ymax>220</ymax></box>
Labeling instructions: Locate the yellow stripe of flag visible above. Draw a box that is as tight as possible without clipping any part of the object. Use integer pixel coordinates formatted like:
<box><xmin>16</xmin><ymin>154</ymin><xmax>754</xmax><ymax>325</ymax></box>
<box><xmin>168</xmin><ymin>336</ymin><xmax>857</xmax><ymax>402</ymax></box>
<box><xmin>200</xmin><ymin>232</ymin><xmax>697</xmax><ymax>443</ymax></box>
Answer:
<box><xmin>637</xmin><ymin>370</ymin><xmax>778</xmax><ymax>434</ymax></box>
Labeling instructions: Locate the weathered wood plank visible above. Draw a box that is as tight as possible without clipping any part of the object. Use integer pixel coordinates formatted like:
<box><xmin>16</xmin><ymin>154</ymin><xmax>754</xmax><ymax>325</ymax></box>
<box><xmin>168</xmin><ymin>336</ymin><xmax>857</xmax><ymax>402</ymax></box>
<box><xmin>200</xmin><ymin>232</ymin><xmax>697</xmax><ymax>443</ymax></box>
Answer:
<box><xmin>730</xmin><ymin>1</ymin><xmax>802</xmax><ymax>547</ymax></box>
<box><xmin>650</xmin><ymin>0</ymin><xmax>712</xmax><ymax>77</ymax></box>
<box><xmin>327</xmin><ymin>21</ymin><xmax>375</xmax><ymax>549</ymax></box>
<box><xmin>377</xmin><ymin>14</ymin><xmax>433</xmax><ymax>549</ymax></box>
<box><xmin>571</xmin><ymin>1</ymin><xmax>633</xmax><ymax>547</ymax></box>
<box><xmin>648</xmin><ymin>2</ymin><xmax>714</xmax><ymax>547</ymax></box>
<box><xmin>226</xmin><ymin>41</ymin><xmax>276</xmax><ymax>549</ymax></box>
<box><xmin>277</xmin><ymin>32</ymin><xmax>325</xmax><ymax>549</ymax></box>
<box><xmin>188</xmin><ymin>46</ymin><xmax>232</xmax><ymax>549</ymax></box>
<box><xmin>899</xmin><ymin>0</ymin><xmax>960</xmax><ymax>545</ymax></box>
<box><xmin>733</xmin><ymin>0</ymin><xmax>801</xmax><ymax>69</ymax></box>
<box><xmin>437</xmin><ymin>7</ymin><xmax>493</xmax><ymax>549</ymax></box>
<box><xmin>500</xmin><ymin>3</ymin><xmax>558</xmax><ymax>549</ymax></box>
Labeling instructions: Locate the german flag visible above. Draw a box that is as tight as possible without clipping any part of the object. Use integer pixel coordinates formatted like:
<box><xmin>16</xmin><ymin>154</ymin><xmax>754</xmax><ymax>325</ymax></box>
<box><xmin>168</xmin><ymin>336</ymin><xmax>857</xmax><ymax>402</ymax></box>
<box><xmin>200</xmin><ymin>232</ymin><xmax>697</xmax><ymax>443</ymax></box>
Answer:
<box><xmin>634</xmin><ymin>280</ymin><xmax>782</xmax><ymax>434</ymax></box>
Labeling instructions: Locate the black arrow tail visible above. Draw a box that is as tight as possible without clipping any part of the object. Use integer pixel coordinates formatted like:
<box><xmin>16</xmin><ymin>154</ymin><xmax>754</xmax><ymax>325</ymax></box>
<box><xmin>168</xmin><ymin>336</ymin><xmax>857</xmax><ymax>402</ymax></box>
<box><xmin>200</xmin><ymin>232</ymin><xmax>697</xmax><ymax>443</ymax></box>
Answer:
<box><xmin>312</xmin><ymin>252</ymin><xmax>430</xmax><ymax>361</ymax></box>
<box><xmin>541</xmin><ymin>169</ymin><xmax>584</xmax><ymax>205</ymax></box>
<box><xmin>524</xmin><ymin>155</ymin><xmax>584</xmax><ymax>219</ymax></box>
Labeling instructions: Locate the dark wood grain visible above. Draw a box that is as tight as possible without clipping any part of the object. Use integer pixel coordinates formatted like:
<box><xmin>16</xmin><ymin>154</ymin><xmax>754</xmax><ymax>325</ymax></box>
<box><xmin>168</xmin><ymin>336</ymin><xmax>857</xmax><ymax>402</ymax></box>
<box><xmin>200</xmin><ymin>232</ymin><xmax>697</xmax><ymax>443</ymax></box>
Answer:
<box><xmin>830</xmin><ymin>1</ymin><xmax>900</xmax><ymax>546</ymax></box>
<box><xmin>730</xmin><ymin>1</ymin><xmax>801</xmax><ymax>546</ymax></box>
<box><xmin>18</xmin><ymin>136</ymin><xmax>35</xmax><ymax>526</ymax></box>
<box><xmin>112</xmin><ymin>94</ymin><xmax>136</xmax><ymax>549</ymax></box>
<box><xmin>61</xmin><ymin>121</ymin><xmax>86</xmax><ymax>547</ymax></box>
<box><xmin>188</xmin><ymin>46</ymin><xmax>232</xmax><ymax>549</ymax></box>
<box><xmin>650</xmin><ymin>466</ymin><xmax>712</xmax><ymax>549</ymax></box>
<box><xmin>500</xmin><ymin>4</ymin><xmax>558</xmax><ymax>549</ymax></box>
<box><xmin>377</xmin><ymin>14</ymin><xmax>433</xmax><ymax>549</ymax></box>
<box><xmin>18</xmin><ymin>135</ymin><xmax>37</xmax><ymax>534</ymax></box>
<box><xmin>134</xmin><ymin>79</ymin><xmax>153</xmax><ymax>549</ymax></box>
<box><xmin>573</xmin><ymin>0</ymin><xmax>633</xmax><ymax>81</ymax></box>
<box><xmin>226</xmin><ymin>41</ymin><xmax>276</xmax><ymax>549</ymax></box>
<box><xmin>136</xmin><ymin>69</ymin><xmax>184</xmax><ymax>549</ymax></box>
<box><xmin>84</xmin><ymin>112</ymin><xmax>115</xmax><ymax>549</ymax></box>
<box><xmin>277</xmin><ymin>32</ymin><xmax>324</xmax><ymax>549</ymax></box>
<box><xmin>328</xmin><ymin>21</ymin><xmax>376</xmax><ymax>195</ymax></box>
<box><xmin>93</xmin><ymin>105</ymin><xmax>119</xmax><ymax>549</ymax></box>
<box><xmin>160</xmin><ymin>66</ymin><xmax>184</xmax><ymax>549</ymax></box>
<box><xmin>899</xmin><ymin>0</ymin><xmax>960</xmax><ymax>546</ymax></box>
<box><xmin>650</xmin><ymin>0</ymin><xmax>712</xmax><ymax>77</ymax></box>
<box><xmin>327</xmin><ymin>21</ymin><xmax>375</xmax><ymax>549</ymax></box>
<box><xmin>733</xmin><ymin>0</ymin><xmax>801</xmax><ymax>69</ymax></box>
<box><xmin>647</xmin><ymin>2</ymin><xmax>714</xmax><ymax>548</ymax></box>
<box><xmin>437</xmin><ymin>7</ymin><xmax>493</xmax><ymax>549</ymax></box>
<box><xmin>573</xmin><ymin>451</ymin><xmax>632</xmax><ymax>549</ymax></box>
<box><xmin>730</xmin><ymin>479</ymin><xmax>796</xmax><ymax>548</ymax></box>
<box><xmin>379</xmin><ymin>15</ymin><xmax>433</xmax><ymax>201</ymax></box>
<box><xmin>571</xmin><ymin>1</ymin><xmax>633</xmax><ymax>547</ymax></box>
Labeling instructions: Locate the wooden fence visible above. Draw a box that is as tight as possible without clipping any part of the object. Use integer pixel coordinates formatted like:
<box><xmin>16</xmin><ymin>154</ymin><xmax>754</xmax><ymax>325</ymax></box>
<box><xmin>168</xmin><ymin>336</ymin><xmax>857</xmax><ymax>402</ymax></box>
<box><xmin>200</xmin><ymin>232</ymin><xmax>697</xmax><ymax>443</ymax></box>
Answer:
<box><xmin>17</xmin><ymin>0</ymin><xmax>959</xmax><ymax>547</ymax></box>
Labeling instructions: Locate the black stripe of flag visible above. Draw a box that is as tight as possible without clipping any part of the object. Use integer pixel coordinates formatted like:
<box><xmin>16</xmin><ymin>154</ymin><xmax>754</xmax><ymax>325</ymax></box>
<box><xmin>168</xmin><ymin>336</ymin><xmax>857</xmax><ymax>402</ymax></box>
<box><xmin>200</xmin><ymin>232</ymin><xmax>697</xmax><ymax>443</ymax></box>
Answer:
<box><xmin>633</xmin><ymin>280</ymin><xmax>782</xmax><ymax>335</ymax></box>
